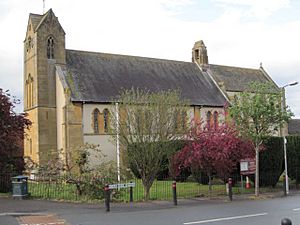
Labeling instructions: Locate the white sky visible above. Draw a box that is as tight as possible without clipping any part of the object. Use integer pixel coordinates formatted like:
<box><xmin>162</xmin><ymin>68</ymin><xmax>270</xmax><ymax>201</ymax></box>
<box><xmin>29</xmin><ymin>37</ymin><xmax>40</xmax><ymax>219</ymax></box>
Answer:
<box><xmin>0</xmin><ymin>0</ymin><xmax>299</xmax><ymax>117</ymax></box>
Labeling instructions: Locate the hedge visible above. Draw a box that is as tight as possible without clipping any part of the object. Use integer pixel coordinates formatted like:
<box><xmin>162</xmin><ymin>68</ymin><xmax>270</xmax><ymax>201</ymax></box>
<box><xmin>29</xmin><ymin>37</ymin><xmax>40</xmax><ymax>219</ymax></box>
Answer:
<box><xmin>258</xmin><ymin>137</ymin><xmax>284</xmax><ymax>187</ymax></box>
<box><xmin>287</xmin><ymin>136</ymin><xmax>300</xmax><ymax>184</ymax></box>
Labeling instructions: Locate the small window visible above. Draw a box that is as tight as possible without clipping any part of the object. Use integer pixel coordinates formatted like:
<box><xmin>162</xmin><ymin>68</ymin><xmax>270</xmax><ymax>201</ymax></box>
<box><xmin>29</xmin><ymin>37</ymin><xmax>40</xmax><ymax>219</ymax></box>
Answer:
<box><xmin>195</xmin><ymin>49</ymin><xmax>199</xmax><ymax>59</ymax></box>
<box><xmin>26</xmin><ymin>74</ymin><xmax>34</xmax><ymax>109</ymax></box>
<box><xmin>174</xmin><ymin>110</ymin><xmax>187</xmax><ymax>131</ymax></box>
<box><xmin>93</xmin><ymin>109</ymin><xmax>100</xmax><ymax>134</ymax></box>
<box><xmin>47</xmin><ymin>36</ymin><xmax>54</xmax><ymax>59</ymax></box>
<box><xmin>213</xmin><ymin>111</ymin><xmax>218</xmax><ymax>130</ymax></box>
<box><xmin>103</xmin><ymin>109</ymin><xmax>109</xmax><ymax>133</ymax></box>
<box><xmin>26</xmin><ymin>37</ymin><xmax>32</xmax><ymax>52</ymax></box>
<box><xmin>206</xmin><ymin>111</ymin><xmax>212</xmax><ymax>130</ymax></box>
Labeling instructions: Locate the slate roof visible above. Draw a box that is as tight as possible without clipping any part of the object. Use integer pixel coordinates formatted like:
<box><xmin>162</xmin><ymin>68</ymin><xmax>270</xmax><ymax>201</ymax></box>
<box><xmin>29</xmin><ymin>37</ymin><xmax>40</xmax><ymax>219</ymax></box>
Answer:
<box><xmin>288</xmin><ymin>119</ymin><xmax>300</xmax><ymax>135</ymax></box>
<box><xmin>208</xmin><ymin>64</ymin><xmax>272</xmax><ymax>92</ymax></box>
<box><xmin>29</xmin><ymin>13</ymin><xmax>43</xmax><ymax>30</ymax></box>
<box><xmin>62</xmin><ymin>50</ymin><xmax>227</xmax><ymax>106</ymax></box>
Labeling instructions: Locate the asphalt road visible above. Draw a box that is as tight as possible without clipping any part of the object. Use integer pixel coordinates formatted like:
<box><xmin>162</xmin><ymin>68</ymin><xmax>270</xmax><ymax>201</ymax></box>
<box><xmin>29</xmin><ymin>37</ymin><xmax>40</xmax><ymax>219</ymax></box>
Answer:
<box><xmin>1</xmin><ymin>195</ymin><xmax>300</xmax><ymax>225</ymax></box>
<box><xmin>62</xmin><ymin>196</ymin><xmax>300</xmax><ymax>225</ymax></box>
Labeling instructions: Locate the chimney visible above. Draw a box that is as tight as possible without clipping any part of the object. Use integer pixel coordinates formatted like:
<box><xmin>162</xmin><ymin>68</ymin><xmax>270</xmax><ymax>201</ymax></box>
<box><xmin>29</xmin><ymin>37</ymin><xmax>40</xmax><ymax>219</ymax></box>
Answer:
<box><xmin>192</xmin><ymin>40</ymin><xmax>209</xmax><ymax>71</ymax></box>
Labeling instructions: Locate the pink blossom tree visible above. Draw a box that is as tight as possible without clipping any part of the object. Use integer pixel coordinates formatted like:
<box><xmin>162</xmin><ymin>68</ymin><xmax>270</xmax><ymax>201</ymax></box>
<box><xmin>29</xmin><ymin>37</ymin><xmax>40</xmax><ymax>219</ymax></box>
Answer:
<box><xmin>171</xmin><ymin>120</ymin><xmax>255</xmax><ymax>191</ymax></box>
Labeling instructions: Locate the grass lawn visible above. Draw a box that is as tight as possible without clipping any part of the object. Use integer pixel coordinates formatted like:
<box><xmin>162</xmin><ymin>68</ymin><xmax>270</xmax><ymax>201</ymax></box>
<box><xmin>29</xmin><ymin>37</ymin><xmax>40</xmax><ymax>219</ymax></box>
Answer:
<box><xmin>0</xmin><ymin>192</ymin><xmax>10</xmax><ymax>197</ymax></box>
<box><xmin>119</xmin><ymin>179</ymin><xmax>256</xmax><ymax>201</ymax></box>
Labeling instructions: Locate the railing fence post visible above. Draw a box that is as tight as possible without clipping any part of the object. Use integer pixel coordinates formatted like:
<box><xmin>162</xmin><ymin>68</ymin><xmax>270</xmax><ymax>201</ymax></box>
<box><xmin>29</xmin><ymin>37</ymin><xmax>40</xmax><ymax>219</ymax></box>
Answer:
<box><xmin>172</xmin><ymin>181</ymin><xmax>177</xmax><ymax>206</ymax></box>
<box><xmin>228</xmin><ymin>177</ymin><xmax>233</xmax><ymax>201</ymax></box>
<box><xmin>129</xmin><ymin>181</ymin><xmax>133</xmax><ymax>203</ymax></box>
<box><xmin>104</xmin><ymin>184</ymin><xmax>110</xmax><ymax>212</ymax></box>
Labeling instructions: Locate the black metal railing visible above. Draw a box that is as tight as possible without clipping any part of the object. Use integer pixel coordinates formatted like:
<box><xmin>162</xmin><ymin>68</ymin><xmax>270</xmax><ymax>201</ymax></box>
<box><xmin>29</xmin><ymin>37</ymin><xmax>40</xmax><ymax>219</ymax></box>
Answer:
<box><xmin>1</xmin><ymin>172</ymin><xmax>299</xmax><ymax>202</ymax></box>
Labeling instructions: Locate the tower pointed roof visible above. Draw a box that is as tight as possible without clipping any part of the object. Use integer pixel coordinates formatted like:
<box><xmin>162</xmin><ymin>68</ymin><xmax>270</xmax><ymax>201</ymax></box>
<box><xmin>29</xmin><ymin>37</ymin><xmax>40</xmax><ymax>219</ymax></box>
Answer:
<box><xmin>28</xmin><ymin>13</ymin><xmax>43</xmax><ymax>31</ymax></box>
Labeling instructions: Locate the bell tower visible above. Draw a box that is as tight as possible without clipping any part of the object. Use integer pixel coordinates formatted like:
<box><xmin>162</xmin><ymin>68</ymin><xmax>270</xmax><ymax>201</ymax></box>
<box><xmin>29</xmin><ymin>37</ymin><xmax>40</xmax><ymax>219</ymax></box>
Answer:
<box><xmin>24</xmin><ymin>9</ymin><xmax>66</xmax><ymax>165</ymax></box>
<box><xmin>192</xmin><ymin>40</ymin><xmax>209</xmax><ymax>71</ymax></box>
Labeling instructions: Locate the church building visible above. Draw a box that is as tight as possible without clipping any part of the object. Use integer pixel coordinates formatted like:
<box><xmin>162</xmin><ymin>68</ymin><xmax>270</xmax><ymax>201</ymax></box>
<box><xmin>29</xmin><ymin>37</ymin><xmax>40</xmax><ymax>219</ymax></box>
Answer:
<box><xmin>23</xmin><ymin>9</ymin><xmax>277</xmax><ymax>166</ymax></box>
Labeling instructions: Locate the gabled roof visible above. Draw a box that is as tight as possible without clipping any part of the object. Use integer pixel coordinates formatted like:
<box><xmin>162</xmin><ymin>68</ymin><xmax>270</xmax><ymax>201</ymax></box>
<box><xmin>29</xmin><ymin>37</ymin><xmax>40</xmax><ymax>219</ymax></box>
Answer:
<box><xmin>27</xmin><ymin>9</ymin><xmax>65</xmax><ymax>34</ymax></box>
<box><xmin>208</xmin><ymin>64</ymin><xmax>273</xmax><ymax>92</ymax></box>
<box><xmin>288</xmin><ymin>119</ymin><xmax>300</xmax><ymax>135</ymax></box>
<box><xmin>60</xmin><ymin>50</ymin><xmax>228</xmax><ymax>106</ymax></box>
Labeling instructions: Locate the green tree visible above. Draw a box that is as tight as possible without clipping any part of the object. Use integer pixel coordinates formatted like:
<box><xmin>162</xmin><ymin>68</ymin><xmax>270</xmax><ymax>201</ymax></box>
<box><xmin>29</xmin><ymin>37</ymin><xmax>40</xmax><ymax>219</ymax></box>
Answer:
<box><xmin>111</xmin><ymin>89</ymin><xmax>188</xmax><ymax>200</ymax></box>
<box><xmin>229</xmin><ymin>82</ymin><xmax>293</xmax><ymax>196</ymax></box>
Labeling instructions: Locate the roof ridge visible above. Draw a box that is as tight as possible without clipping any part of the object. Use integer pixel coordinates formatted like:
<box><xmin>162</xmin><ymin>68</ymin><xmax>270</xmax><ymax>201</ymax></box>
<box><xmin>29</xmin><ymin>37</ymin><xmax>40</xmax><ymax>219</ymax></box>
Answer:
<box><xmin>66</xmin><ymin>49</ymin><xmax>192</xmax><ymax>64</ymax></box>
<box><xmin>29</xmin><ymin>13</ymin><xmax>43</xmax><ymax>17</ymax></box>
<box><xmin>210</xmin><ymin>63</ymin><xmax>261</xmax><ymax>71</ymax></box>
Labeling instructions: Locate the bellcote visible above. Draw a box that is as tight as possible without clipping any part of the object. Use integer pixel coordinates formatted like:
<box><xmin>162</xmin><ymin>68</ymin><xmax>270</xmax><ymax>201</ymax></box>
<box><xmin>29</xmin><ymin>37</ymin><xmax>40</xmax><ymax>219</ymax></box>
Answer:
<box><xmin>192</xmin><ymin>40</ymin><xmax>209</xmax><ymax>71</ymax></box>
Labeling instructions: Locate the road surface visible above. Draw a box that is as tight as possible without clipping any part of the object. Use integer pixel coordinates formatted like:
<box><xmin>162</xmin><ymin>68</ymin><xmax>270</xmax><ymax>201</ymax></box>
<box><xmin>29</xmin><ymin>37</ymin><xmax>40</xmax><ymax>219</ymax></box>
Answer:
<box><xmin>1</xmin><ymin>195</ymin><xmax>299</xmax><ymax>225</ymax></box>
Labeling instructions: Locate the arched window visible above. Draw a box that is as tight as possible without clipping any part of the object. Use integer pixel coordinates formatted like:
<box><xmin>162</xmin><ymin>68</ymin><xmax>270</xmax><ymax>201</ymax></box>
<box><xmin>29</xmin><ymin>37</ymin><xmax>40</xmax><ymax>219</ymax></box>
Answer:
<box><xmin>26</xmin><ymin>80</ymin><xmax>29</xmax><ymax>108</ymax></box>
<box><xmin>181</xmin><ymin>111</ymin><xmax>187</xmax><ymax>130</ymax></box>
<box><xmin>174</xmin><ymin>112</ymin><xmax>178</xmax><ymax>130</ymax></box>
<box><xmin>103</xmin><ymin>109</ymin><xmax>109</xmax><ymax>133</ymax></box>
<box><xmin>173</xmin><ymin>110</ymin><xmax>186</xmax><ymax>132</ymax></box>
<box><xmin>26</xmin><ymin>74</ymin><xmax>33</xmax><ymax>109</ymax></box>
<box><xmin>29</xmin><ymin>138</ymin><xmax>32</xmax><ymax>155</ymax></box>
<box><xmin>26</xmin><ymin>37</ymin><xmax>32</xmax><ymax>53</ymax></box>
<box><xmin>93</xmin><ymin>109</ymin><xmax>100</xmax><ymax>134</ymax></box>
<box><xmin>47</xmin><ymin>36</ymin><xmax>54</xmax><ymax>59</ymax></box>
<box><xmin>206</xmin><ymin>111</ymin><xmax>212</xmax><ymax>130</ymax></box>
<box><xmin>213</xmin><ymin>111</ymin><xmax>218</xmax><ymax>130</ymax></box>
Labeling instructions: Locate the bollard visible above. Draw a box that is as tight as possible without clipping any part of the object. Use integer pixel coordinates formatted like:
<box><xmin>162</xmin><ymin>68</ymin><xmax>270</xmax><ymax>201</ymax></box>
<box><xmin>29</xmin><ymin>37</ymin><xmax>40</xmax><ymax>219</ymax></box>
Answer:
<box><xmin>104</xmin><ymin>184</ymin><xmax>110</xmax><ymax>212</ymax></box>
<box><xmin>129</xmin><ymin>182</ymin><xmax>133</xmax><ymax>203</ymax></box>
<box><xmin>228</xmin><ymin>178</ymin><xmax>233</xmax><ymax>201</ymax></box>
<box><xmin>283</xmin><ymin>175</ymin><xmax>287</xmax><ymax>196</ymax></box>
<box><xmin>172</xmin><ymin>180</ymin><xmax>177</xmax><ymax>206</ymax></box>
<box><xmin>281</xmin><ymin>218</ymin><xmax>292</xmax><ymax>225</ymax></box>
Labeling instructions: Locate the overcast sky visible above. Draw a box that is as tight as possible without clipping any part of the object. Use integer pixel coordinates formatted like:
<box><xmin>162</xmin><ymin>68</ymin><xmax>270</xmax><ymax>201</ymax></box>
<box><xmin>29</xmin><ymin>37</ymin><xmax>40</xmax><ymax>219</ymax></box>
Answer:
<box><xmin>0</xmin><ymin>0</ymin><xmax>299</xmax><ymax>117</ymax></box>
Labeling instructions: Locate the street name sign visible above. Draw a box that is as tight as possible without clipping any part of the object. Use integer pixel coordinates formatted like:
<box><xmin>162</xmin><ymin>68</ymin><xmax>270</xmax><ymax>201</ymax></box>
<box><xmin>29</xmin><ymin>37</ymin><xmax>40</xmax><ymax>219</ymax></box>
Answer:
<box><xmin>108</xmin><ymin>182</ymin><xmax>135</xmax><ymax>189</ymax></box>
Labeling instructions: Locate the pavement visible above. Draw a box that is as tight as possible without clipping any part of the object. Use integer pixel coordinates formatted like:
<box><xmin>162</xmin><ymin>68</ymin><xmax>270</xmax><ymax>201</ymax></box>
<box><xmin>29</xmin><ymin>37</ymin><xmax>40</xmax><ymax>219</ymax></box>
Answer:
<box><xmin>1</xmin><ymin>190</ymin><xmax>300</xmax><ymax>225</ymax></box>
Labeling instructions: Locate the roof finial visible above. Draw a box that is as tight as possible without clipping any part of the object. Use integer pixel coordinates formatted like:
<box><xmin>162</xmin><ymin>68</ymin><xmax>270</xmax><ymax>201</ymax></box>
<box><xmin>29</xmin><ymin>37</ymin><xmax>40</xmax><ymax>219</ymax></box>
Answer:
<box><xmin>260</xmin><ymin>62</ymin><xmax>263</xmax><ymax>68</ymax></box>
<box><xmin>43</xmin><ymin>0</ymin><xmax>45</xmax><ymax>14</ymax></box>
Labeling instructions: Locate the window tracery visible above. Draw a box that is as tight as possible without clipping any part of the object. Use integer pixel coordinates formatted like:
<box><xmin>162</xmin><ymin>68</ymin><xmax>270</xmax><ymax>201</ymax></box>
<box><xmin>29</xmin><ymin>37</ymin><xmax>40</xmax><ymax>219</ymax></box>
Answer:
<box><xmin>103</xmin><ymin>109</ymin><xmax>109</xmax><ymax>133</ymax></box>
<box><xmin>206</xmin><ymin>111</ymin><xmax>212</xmax><ymax>130</ymax></box>
<box><xmin>47</xmin><ymin>36</ymin><xmax>54</xmax><ymax>59</ymax></box>
<box><xmin>93</xmin><ymin>109</ymin><xmax>100</xmax><ymax>134</ymax></box>
<box><xmin>213</xmin><ymin>111</ymin><xmax>219</xmax><ymax>130</ymax></box>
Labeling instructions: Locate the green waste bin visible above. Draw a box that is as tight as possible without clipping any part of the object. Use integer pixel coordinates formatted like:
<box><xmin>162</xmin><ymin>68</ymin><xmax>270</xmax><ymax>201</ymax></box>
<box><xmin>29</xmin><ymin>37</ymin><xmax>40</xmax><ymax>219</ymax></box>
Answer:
<box><xmin>12</xmin><ymin>175</ymin><xmax>28</xmax><ymax>199</ymax></box>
